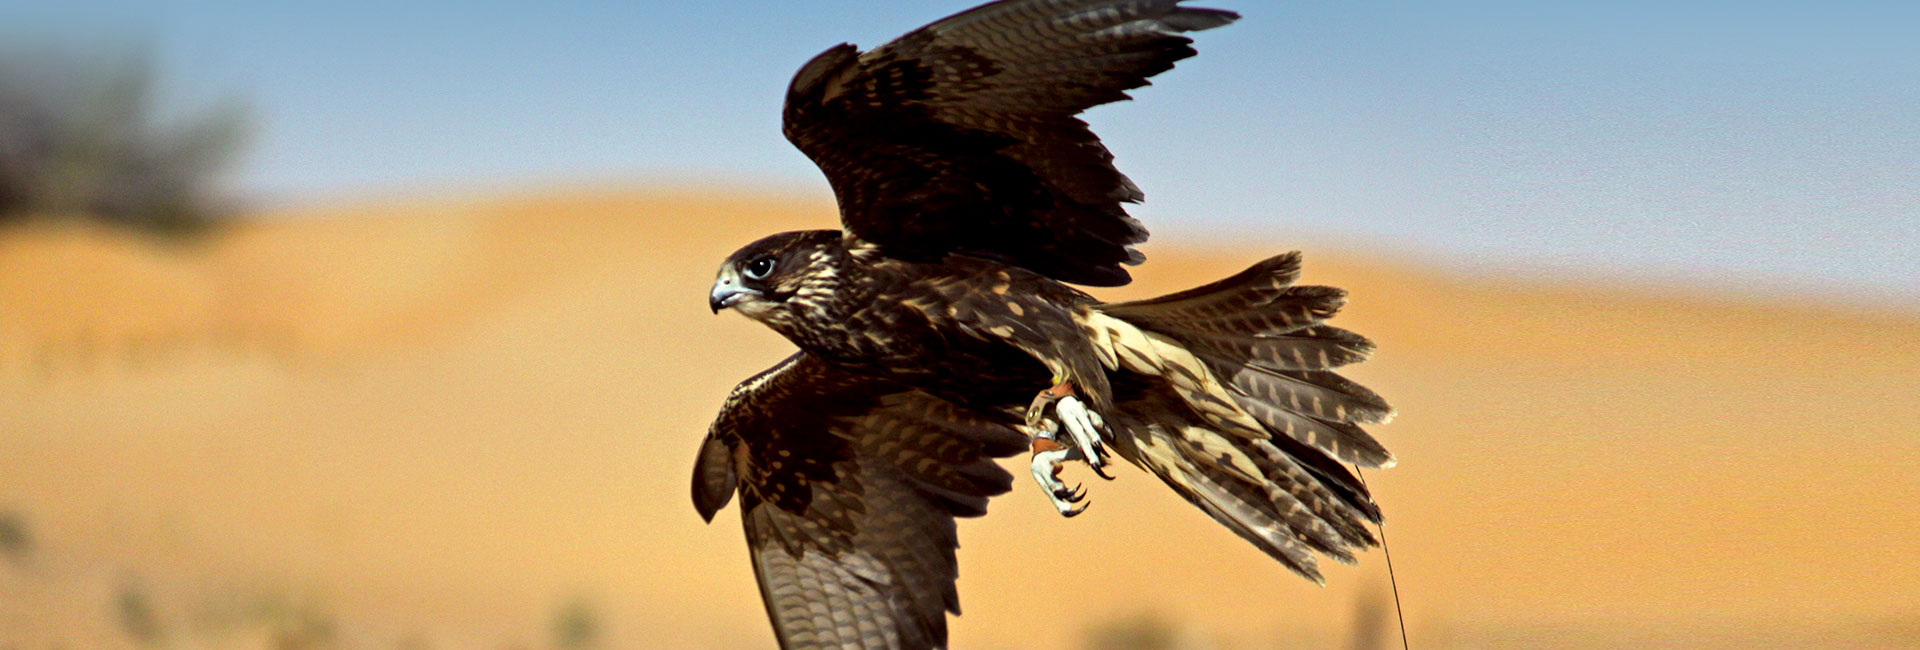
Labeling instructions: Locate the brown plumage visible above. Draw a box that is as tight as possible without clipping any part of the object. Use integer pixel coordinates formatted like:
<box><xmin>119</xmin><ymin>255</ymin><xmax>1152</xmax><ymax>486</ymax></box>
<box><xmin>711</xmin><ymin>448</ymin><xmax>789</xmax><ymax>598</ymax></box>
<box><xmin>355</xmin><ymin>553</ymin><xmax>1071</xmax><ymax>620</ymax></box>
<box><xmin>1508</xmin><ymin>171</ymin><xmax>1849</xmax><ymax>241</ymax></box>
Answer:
<box><xmin>783</xmin><ymin>0</ymin><xmax>1236</xmax><ymax>286</ymax></box>
<box><xmin>693</xmin><ymin>354</ymin><xmax>1027</xmax><ymax>649</ymax></box>
<box><xmin>1090</xmin><ymin>253</ymin><xmax>1392</xmax><ymax>578</ymax></box>
<box><xmin>696</xmin><ymin>2</ymin><xmax>1396</xmax><ymax>649</ymax></box>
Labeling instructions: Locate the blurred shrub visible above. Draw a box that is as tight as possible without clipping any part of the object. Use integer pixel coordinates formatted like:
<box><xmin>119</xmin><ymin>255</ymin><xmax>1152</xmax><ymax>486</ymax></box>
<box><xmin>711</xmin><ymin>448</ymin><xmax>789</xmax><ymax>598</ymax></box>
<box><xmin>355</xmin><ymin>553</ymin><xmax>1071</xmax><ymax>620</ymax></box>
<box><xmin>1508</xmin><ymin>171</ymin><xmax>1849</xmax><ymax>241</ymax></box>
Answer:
<box><xmin>1346</xmin><ymin>589</ymin><xmax>1391</xmax><ymax>650</ymax></box>
<box><xmin>116</xmin><ymin>579</ymin><xmax>164</xmax><ymax>644</ymax></box>
<box><xmin>551</xmin><ymin>598</ymin><xmax>602</xmax><ymax>650</ymax></box>
<box><xmin>0</xmin><ymin>46</ymin><xmax>247</xmax><ymax>235</ymax></box>
<box><xmin>1084</xmin><ymin>612</ymin><xmax>1180</xmax><ymax>650</ymax></box>
<box><xmin>0</xmin><ymin>509</ymin><xmax>30</xmax><ymax>562</ymax></box>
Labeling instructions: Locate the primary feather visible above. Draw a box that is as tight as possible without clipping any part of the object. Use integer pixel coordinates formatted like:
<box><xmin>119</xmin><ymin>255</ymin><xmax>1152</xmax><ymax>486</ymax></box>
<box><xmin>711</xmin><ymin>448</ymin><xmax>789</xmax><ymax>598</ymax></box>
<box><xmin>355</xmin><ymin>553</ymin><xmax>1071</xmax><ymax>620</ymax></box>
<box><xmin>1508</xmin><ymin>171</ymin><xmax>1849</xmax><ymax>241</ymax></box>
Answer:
<box><xmin>696</xmin><ymin>354</ymin><xmax>1026</xmax><ymax>650</ymax></box>
<box><xmin>783</xmin><ymin>0</ymin><xmax>1239</xmax><ymax>286</ymax></box>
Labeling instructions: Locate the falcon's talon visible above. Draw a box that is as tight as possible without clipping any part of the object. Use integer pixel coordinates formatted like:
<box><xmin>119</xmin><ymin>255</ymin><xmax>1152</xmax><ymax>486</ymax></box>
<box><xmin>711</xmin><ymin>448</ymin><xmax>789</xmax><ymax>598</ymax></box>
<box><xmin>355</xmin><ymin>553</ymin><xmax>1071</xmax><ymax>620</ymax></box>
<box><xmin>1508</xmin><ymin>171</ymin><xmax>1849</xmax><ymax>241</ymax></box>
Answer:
<box><xmin>1053</xmin><ymin>393</ymin><xmax>1112</xmax><ymax>474</ymax></box>
<box><xmin>1024</xmin><ymin>386</ymin><xmax>1111</xmax><ymax>515</ymax></box>
<box><xmin>1030</xmin><ymin>447</ymin><xmax>1087</xmax><ymax>516</ymax></box>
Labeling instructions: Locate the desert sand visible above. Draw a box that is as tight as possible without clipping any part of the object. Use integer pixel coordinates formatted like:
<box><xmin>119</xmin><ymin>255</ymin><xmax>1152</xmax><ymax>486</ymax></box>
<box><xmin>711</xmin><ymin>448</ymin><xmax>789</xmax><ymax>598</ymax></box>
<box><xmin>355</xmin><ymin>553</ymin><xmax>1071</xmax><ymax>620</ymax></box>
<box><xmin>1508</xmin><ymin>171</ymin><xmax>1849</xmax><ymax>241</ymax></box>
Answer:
<box><xmin>2</xmin><ymin>189</ymin><xmax>1915</xmax><ymax>649</ymax></box>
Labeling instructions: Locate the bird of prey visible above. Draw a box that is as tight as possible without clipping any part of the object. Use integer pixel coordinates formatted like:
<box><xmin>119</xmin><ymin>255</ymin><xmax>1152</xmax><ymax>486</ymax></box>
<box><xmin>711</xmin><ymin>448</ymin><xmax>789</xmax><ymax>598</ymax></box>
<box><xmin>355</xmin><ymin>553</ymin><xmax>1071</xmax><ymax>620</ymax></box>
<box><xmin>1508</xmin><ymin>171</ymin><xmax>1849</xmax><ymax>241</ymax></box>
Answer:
<box><xmin>691</xmin><ymin>1</ymin><xmax>1395</xmax><ymax>648</ymax></box>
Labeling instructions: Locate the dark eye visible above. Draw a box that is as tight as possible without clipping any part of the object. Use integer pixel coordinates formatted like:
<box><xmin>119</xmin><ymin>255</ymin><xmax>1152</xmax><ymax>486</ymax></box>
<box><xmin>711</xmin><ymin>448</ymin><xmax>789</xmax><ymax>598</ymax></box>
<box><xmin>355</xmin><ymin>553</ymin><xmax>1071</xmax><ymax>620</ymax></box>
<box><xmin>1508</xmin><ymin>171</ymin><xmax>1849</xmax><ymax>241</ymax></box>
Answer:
<box><xmin>744</xmin><ymin>256</ymin><xmax>777</xmax><ymax>280</ymax></box>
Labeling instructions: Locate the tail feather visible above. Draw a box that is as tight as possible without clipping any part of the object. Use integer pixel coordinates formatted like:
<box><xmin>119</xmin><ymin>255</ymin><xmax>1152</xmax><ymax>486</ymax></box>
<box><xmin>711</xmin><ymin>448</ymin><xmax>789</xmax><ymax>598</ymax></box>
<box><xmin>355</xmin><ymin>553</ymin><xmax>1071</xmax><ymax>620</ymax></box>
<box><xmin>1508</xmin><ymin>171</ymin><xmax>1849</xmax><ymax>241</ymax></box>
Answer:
<box><xmin>1224</xmin><ymin>364</ymin><xmax>1394</xmax><ymax>424</ymax></box>
<box><xmin>1100</xmin><ymin>253</ymin><xmax>1396</xmax><ymax>466</ymax></box>
<box><xmin>1235</xmin><ymin>393</ymin><xmax>1395</xmax><ymax>467</ymax></box>
<box><xmin>1266</xmin><ymin>428</ymin><xmax>1380</xmax><ymax>522</ymax></box>
<box><xmin>1108</xmin><ymin>252</ymin><xmax>1304</xmax><ymax>314</ymax></box>
<box><xmin>1087</xmin><ymin>252</ymin><xmax>1395</xmax><ymax>580</ymax></box>
<box><xmin>1119</xmin><ymin>422</ymin><xmax>1322</xmax><ymax>580</ymax></box>
<box><xmin>1118</xmin><ymin>285</ymin><xmax>1347</xmax><ymax>337</ymax></box>
<box><xmin>1114</xmin><ymin>412</ymin><xmax>1380</xmax><ymax>583</ymax></box>
<box><xmin>1237</xmin><ymin>436</ymin><xmax>1380</xmax><ymax>543</ymax></box>
<box><xmin>1184</xmin><ymin>326</ymin><xmax>1376</xmax><ymax>372</ymax></box>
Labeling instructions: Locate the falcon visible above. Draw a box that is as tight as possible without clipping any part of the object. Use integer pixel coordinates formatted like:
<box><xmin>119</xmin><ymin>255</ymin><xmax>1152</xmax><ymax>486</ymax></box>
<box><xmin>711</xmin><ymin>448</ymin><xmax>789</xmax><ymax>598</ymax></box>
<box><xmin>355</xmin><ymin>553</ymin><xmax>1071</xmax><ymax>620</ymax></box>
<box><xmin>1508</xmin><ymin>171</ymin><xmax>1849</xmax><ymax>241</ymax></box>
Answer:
<box><xmin>691</xmin><ymin>1</ymin><xmax>1395</xmax><ymax>648</ymax></box>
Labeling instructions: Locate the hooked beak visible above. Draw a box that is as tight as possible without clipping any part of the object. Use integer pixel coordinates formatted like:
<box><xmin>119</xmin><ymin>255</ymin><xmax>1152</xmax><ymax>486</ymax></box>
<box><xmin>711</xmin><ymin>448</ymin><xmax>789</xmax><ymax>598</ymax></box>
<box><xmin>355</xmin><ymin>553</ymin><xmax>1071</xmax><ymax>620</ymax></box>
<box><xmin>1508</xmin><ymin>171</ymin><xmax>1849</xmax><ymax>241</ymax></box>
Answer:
<box><xmin>710</xmin><ymin>277</ymin><xmax>758</xmax><ymax>314</ymax></box>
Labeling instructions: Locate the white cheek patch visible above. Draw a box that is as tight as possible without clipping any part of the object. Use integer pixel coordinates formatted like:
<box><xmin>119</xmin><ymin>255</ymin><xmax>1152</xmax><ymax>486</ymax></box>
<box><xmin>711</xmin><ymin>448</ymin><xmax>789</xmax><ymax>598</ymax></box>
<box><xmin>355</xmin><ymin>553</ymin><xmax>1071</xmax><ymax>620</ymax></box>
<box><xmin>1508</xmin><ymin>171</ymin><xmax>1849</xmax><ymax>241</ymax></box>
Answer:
<box><xmin>735</xmin><ymin>299</ymin><xmax>779</xmax><ymax>319</ymax></box>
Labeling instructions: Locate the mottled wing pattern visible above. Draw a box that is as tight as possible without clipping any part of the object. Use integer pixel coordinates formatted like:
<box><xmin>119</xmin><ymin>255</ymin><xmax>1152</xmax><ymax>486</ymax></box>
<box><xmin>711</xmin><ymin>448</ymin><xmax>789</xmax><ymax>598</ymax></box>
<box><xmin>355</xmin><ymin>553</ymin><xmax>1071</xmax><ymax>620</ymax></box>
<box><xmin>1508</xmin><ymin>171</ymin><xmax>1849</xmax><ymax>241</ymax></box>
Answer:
<box><xmin>783</xmin><ymin>0</ymin><xmax>1239</xmax><ymax>286</ymax></box>
<box><xmin>693</xmin><ymin>353</ymin><xmax>1028</xmax><ymax>650</ymax></box>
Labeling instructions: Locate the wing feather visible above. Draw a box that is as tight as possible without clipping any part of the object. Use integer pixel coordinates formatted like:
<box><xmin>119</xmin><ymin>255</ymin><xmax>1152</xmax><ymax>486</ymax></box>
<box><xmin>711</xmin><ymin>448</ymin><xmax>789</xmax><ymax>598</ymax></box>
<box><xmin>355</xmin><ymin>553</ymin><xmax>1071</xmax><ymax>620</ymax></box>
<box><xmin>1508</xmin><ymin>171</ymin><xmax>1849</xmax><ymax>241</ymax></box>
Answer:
<box><xmin>784</xmin><ymin>0</ymin><xmax>1238</xmax><ymax>286</ymax></box>
<box><xmin>695</xmin><ymin>353</ymin><xmax>1026</xmax><ymax>649</ymax></box>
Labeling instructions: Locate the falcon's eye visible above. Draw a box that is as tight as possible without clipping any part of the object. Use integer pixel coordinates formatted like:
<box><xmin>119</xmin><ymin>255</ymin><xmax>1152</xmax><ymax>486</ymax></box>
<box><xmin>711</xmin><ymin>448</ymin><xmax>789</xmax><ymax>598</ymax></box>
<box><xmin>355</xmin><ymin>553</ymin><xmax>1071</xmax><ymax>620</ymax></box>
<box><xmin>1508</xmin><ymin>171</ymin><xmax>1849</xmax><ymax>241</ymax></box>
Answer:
<box><xmin>744</xmin><ymin>256</ymin><xmax>777</xmax><ymax>280</ymax></box>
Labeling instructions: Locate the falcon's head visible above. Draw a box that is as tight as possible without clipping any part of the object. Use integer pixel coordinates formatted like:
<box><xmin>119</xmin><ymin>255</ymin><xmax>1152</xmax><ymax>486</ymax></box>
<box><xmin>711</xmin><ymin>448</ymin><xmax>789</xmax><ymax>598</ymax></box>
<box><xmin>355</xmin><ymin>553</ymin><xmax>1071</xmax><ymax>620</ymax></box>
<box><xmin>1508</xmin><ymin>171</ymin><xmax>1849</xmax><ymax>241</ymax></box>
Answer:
<box><xmin>710</xmin><ymin>229</ymin><xmax>845</xmax><ymax>326</ymax></box>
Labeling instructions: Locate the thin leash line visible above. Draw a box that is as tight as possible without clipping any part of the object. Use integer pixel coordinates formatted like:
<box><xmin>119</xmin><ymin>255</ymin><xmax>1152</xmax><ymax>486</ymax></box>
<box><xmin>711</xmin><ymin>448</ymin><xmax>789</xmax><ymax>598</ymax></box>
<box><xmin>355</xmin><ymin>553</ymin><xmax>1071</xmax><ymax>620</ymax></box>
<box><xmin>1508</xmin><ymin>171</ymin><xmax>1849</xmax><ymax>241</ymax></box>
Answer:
<box><xmin>1355</xmin><ymin>466</ymin><xmax>1410</xmax><ymax>650</ymax></box>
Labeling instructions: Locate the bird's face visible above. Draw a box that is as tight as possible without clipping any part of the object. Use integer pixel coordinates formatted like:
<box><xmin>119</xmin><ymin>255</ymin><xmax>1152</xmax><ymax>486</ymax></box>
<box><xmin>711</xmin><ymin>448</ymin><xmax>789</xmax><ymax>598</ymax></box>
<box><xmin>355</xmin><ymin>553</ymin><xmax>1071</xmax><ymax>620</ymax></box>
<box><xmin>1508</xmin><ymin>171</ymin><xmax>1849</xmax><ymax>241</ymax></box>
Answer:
<box><xmin>710</xmin><ymin>230</ymin><xmax>842</xmax><ymax>325</ymax></box>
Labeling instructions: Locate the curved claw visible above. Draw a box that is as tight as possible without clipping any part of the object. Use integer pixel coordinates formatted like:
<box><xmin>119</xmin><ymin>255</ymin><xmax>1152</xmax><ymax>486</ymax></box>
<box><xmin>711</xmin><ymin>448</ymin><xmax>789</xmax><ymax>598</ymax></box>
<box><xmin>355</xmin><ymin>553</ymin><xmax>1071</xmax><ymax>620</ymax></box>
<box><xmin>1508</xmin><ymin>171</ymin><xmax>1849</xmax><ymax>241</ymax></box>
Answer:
<box><xmin>1061</xmin><ymin>501</ymin><xmax>1089</xmax><ymax>517</ymax></box>
<box><xmin>1091</xmin><ymin>463</ymin><xmax>1116</xmax><ymax>481</ymax></box>
<box><xmin>1031</xmin><ymin>447</ymin><xmax>1085</xmax><ymax>516</ymax></box>
<box><xmin>1054</xmin><ymin>394</ymin><xmax>1111</xmax><ymax>472</ymax></box>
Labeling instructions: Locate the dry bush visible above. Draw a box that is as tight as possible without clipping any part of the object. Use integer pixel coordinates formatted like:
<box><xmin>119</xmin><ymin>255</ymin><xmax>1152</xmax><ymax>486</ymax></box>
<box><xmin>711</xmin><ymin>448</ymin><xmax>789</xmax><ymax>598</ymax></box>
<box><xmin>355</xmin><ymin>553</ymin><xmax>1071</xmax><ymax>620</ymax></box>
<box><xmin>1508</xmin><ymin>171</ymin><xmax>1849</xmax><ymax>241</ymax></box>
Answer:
<box><xmin>0</xmin><ymin>509</ymin><xmax>30</xmax><ymax>563</ymax></box>
<box><xmin>0</xmin><ymin>45</ymin><xmax>247</xmax><ymax>235</ymax></box>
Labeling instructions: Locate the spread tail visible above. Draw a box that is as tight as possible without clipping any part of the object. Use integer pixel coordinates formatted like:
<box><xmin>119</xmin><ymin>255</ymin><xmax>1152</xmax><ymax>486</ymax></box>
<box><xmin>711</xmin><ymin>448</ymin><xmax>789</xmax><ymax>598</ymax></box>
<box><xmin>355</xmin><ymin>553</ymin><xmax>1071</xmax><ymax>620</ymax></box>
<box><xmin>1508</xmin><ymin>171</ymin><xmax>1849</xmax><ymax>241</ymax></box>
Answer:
<box><xmin>1088</xmin><ymin>252</ymin><xmax>1393</xmax><ymax>581</ymax></box>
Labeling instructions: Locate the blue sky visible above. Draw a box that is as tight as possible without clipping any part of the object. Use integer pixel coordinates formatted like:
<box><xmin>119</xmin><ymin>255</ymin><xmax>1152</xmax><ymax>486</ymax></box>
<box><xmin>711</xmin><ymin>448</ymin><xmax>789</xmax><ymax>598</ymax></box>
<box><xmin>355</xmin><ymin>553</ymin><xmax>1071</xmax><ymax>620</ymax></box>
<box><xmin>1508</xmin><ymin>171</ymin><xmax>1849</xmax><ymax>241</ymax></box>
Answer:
<box><xmin>13</xmin><ymin>1</ymin><xmax>1918</xmax><ymax>302</ymax></box>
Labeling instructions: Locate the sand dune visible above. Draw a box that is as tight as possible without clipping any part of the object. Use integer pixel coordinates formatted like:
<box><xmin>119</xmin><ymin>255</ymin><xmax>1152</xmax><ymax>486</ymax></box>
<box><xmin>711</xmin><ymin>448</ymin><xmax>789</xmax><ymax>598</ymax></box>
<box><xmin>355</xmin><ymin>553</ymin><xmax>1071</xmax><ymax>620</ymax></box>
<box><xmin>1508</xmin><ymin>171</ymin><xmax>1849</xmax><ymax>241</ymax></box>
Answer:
<box><xmin>2</xmin><ymin>189</ymin><xmax>1915</xmax><ymax>649</ymax></box>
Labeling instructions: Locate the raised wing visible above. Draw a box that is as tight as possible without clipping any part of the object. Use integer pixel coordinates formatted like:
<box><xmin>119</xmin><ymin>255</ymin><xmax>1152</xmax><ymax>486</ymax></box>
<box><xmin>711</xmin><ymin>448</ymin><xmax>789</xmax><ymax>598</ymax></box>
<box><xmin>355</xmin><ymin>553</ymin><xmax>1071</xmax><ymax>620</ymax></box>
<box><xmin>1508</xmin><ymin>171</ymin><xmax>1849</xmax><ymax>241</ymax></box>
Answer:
<box><xmin>783</xmin><ymin>0</ymin><xmax>1238</xmax><ymax>286</ymax></box>
<box><xmin>693</xmin><ymin>353</ymin><xmax>1028</xmax><ymax>650</ymax></box>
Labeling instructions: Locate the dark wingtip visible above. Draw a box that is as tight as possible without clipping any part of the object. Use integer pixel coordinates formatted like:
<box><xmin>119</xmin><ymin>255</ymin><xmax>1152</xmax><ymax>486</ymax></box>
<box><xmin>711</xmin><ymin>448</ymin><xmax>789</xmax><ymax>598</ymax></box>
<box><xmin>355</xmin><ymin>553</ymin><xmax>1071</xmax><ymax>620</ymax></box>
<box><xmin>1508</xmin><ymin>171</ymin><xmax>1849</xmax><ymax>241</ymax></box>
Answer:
<box><xmin>691</xmin><ymin>437</ymin><xmax>737</xmax><ymax>523</ymax></box>
<box><xmin>1064</xmin><ymin>263</ymin><xmax>1134</xmax><ymax>287</ymax></box>
<box><xmin>692</xmin><ymin>479</ymin><xmax>728</xmax><ymax>523</ymax></box>
<box><xmin>789</xmin><ymin>43</ymin><xmax>860</xmax><ymax>98</ymax></box>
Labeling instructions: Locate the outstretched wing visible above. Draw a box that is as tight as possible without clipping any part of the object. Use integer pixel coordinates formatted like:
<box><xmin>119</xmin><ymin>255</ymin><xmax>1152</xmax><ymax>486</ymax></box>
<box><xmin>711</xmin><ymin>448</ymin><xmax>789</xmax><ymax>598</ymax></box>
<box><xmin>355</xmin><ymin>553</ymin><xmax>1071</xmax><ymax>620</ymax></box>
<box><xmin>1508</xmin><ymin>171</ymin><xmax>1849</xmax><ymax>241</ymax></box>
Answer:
<box><xmin>784</xmin><ymin>0</ymin><xmax>1239</xmax><ymax>286</ymax></box>
<box><xmin>693</xmin><ymin>353</ymin><xmax>1028</xmax><ymax>650</ymax></box>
